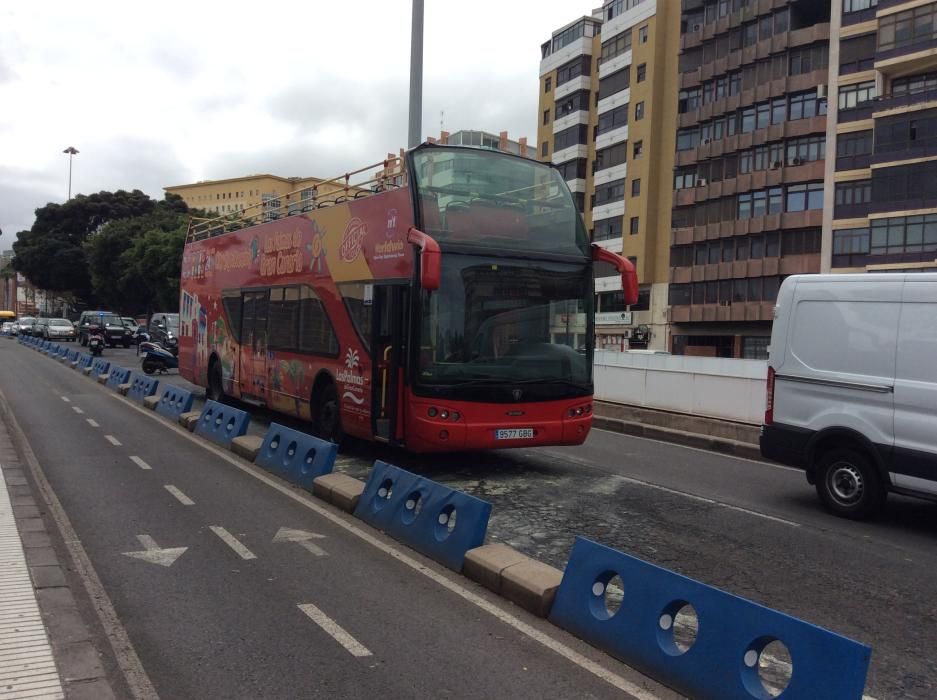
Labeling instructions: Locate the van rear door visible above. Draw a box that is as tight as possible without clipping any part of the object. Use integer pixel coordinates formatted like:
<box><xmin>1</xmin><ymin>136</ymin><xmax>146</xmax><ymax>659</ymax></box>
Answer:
<box><xmin>892</xmin><ymin>278</ymin><xmax>937</xmax><ymax>495</ymax></box>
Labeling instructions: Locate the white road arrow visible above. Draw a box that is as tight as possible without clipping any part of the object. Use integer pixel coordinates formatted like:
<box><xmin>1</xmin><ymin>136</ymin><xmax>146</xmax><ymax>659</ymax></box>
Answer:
<box><xmin>122</xmin><ymin>534</ymin><xmax>188</xmax><ymax>567</ymax></box>
<box><xmin>273</xmin><ymin>527</ymin><xmax>328</xmax><ymax>557</ymax></box>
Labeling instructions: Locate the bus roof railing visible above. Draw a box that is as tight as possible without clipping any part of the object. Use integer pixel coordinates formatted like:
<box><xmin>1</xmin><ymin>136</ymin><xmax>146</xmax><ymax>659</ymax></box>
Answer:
<box><xmin>185</xmin><ymin>153</ymin><xmax>408</xmax><ymax>244</ymax></box>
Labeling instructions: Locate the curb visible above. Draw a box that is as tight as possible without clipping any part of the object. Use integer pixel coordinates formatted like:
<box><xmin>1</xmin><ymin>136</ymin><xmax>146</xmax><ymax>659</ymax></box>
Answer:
<box><xmin>592</xmin><ymin>415</ymin><xmax>764</xmax><ymax>461</ymax></box>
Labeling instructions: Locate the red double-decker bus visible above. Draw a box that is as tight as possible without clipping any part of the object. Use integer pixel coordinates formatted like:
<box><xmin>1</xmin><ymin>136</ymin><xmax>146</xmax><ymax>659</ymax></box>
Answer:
<box><xmin>179</xmin><ymin>144</ymin><xmax>637</xmax><ymax>452</ymax></box>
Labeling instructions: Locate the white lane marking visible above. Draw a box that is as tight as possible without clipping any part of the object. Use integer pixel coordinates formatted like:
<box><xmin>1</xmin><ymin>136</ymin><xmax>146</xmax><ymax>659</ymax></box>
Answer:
<box><xmin>129</xmin><ymin>456</ymin><xmax>152</xmax><ymax>471</ymax></box>
<box><xmin>112</xmin><ymin>395</ymin><xmax>661</xmax><ymax>699</ymax></box>
<box><xmin>60</xmin><ymin>396</ymin><xmax>70</xmax><ymax>403</ymax></box>
<box><xmin>104</xmin><ymin>435</ymin><xmax>122</xmax><ymax>446</ymax></box>
<box><xmin>592</xmin><ymin>426</ymin><xmax>803</xmax><ymax>473</ymax></box>
<box><xmin>86</xmin><ymin>419</ymin><xmax>99</xmax><ymax>428</ymax></box>
<box><xmin>542</xmin><ymin>450</ymin><xmax>800</xmax><ymax>528</ymax></box>
<box><xmin>209</xmin><ymin>526</ymin><xmax>256</xmax><ymax>560</ymax></box>
<box><xmin>71</xmin><ymin>406</ymin><xmax>84</xmax><ymax>414</ymax></box>
<box><xmin>164</xmin><ymin>485</ymin><xmax>194</xmax><ymax>506</ymax></box>
<box><xmin>298</xmin><ymin>603</ymin><xmax>372</xmax><ymax>657</ymax></box>
<box><xmin>273</xmin><ymin>527</ymin><xmax>327</xmax><ymax>557</ymax></box>
<box><xmin>122</xmin><ymin>534</ymin><xmax>188</xmax><ymax>568</ymax></box>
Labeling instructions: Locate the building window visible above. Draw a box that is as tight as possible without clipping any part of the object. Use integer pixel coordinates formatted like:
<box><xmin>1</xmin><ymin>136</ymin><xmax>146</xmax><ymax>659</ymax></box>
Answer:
<box><xmin>599</xmin><ymin>30</ymin><xmax>632</xmax><ymax>65</ymax></box>
<box><xmin>554</xmin><ymin>124</ymin><xmax>589</xmax><ymax>151</ymax></box>
<box><xmin>786</xmin><ymin>182</ymin><xmax>824</xmax><ymax>212</ymax></box>
<box><xmin>634</xmin><ymin>101</ymin><xmax>645</xmax><ymax>120</ymax></box>
<box><xmin>843</xmin><ymin>0</ymin><xmax>877</xmax><ymax>13</ymax></box>
<box><xmin>594</xmin><ymin>179</ymin><xmax>626</xmax><ymax>206</ymax></box>
<box><xmin>835</xmin><ymin>180</ymin><xmax>872</xmax><ymax>206</ymax></box>
<box><xmin>633</xmin><ymin>140</ymin><xmax>643</xmax><ymax>158</ymax></box>
<box><xmin>593</xmin><ymin>217</ymin><xmax>624</xmax><ymax>241</ymax></box>
<box><xmin>597</xmin><ymin>104</ymin><xmax>629</xmax><ymax>135</ymax></box>
<box><xmin>879</xmin><ymin>4</ymin><xmax>937</xmax><ymax>52</ymax></box>
<box><xmin>639</xmin><ymin>25</ymin><xmax>648</xmax><ymax>43</ymax></box>
<box><xmin>630</xmin><ymin>216</ymin><xmax>640</xmax><ymax>235</ymax></box>
<box><xmin>598</xmin><ymin>68</ymin><xmax>631</xmax><ymax>100</ymax></box>
<box><xmin>543</xmin><ymin>110</ymin><xmax>550</xmax><ymax>125</ymax></box>
<box><xmin>631</xmin><ymin>178</ymin><xmax>641</xmax><ymax>197</ymax></box>
<box><xmin>838</xmin><ymin>80</ymin><xmax>876</xmax><ymax>110</ymax></box>
<box><xmin>636</xmin><ymin>63</ymin><xmax>646</xmax><ymax>82</ymax></box>
<box><xmin>555</xmin><ymin>159</ymin><xmax>588</xmax><ymax>181</ymax></box>
<box><xmin>788</xmin><ymin>90</ymin><xmax>827</xmax><ymax>120</ymax></box>
<box><xmin>544</xmin><ymin>77</ymin><xmax>552</xmax><ymax>93</ymax></box>
<box><xmin>541</xmin><ymin>141</ymin><xmax>548</xmax><ymax>157</ymax></box>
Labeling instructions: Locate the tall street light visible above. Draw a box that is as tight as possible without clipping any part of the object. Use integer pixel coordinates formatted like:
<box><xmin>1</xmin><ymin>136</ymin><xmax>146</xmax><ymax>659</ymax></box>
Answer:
<box><xmin>408</xmin><ymin>0</ymin><xmax>424</xmax><ymax>148</ymax></box>
<box><xmin>63</xmin><ymin>146</ymin><xmax>79</xmax><ymax>200</ymax></box>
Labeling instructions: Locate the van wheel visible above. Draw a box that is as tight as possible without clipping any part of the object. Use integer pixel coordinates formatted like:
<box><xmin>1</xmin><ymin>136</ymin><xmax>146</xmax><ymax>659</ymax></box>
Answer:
<box><xmin>815</xmin><ymin>448</ymin><xmax>886</xmax><ymax>520</ymax></box>
<box><xmin>313</xmin><ymin>383</ymin><xmax>343</xmax><ymax>444</ymax></box>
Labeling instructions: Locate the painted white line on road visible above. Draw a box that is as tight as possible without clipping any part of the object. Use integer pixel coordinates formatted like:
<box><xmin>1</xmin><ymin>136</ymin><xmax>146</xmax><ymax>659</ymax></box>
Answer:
<box><xmin>86</xmin><ymin>419</ymin><xmax>99</xmax><ymax>428</ymax></box>
<box><xmin>71</xmin><ymin>406</ymin><xmax>84</xmax><ymax>414</ymax></box>
<box><xmin>60</xmin><ymin>396</ymin><xmax>70</xmax><ymax>403</ymax></box>
<box><xmin>209</xmin><ymin>526</ymin><xmax>256</xmax><ymax>560</ymax></box>
<box><xmin>113</xmin><ymin>395</ymin><xmax>662</xmax><ymax>699</ymax></box>
<box><xmin>129</xmin><ymin>456</ymin><xmax>152</xmax><ymax>471</ymax></box>
<box><xmin>164</xmin><ymin>485</ymin><xmax>194</xmax><ymax>506</ymax></box>
<box><xmin>298</xmin><ymin>603</ymin><xmax>372</xmax><ymax>657</ymax></box>
<box><xmin>104</xmin><ymin>435</ymin><xmax>122</xmax><ymax>446</ymax></box>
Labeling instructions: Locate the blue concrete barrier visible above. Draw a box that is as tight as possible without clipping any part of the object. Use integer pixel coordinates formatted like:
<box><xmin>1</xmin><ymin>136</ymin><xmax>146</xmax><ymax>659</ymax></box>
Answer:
<box><xmin>155</xmin><ymin>385</ymin><xmax>194</xmax><ymax>421</ymax></box>
<box><xmin>56</xmin><ymin>346</ymin><xmax>68</xmax><ymax>358</ymax></box>
<box><xmin>549</xmin><ymin>538</ymin><xmax>872</xmax><ymax>700</ymax></box>
<box><xmin>127</xmin><ymin>374</ymin><xmax>159</xmax><ymax>402</ymax></box>
<box><xmin>194</xmin><ymin>400</ymin><xmax>249</xmax><ymax>449</ymax></box>
<box><xmin>77</xmin><ymin>354</ymin><xmax>93</xmax><ymax>371</ymax></box>
<box><xmin>106</xmin><ymin>367</ymin><xmax>131</xmax><ymax>390</ymax></box>
<box><xmin>353</xmin><ymin>461</ymin><xmax>491</xmax><ymax>571</ymax></box>
<box><xmin>255</xmin><ymin>423</ymin><xmax>337</xmax><ymax>489</ymax></box>
<box><xmin>67</xmin><ymin>349</ymin><xmax>79</xmax><ymax>362</ymax></box>
<box><xmin>90</xmin><ymin>358</ymin><xmax>110</xmax><ymax>378</ymax></box>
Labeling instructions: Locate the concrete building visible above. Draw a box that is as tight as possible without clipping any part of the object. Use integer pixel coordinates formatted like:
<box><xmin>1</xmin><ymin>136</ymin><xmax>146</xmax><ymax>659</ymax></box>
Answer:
<box><xmin>668</xmin><ymin>0</ymin><xmax>832</xmax><ymax>358</ymax></box>
<box><xmin>824</xmin><ymin>0</ymin><xmax>937</xmax><ymax>275</ymax></box>
<box><xmin>537</xmin><ymin>0</ymin><xmax>681</xmax><ymax>352</ymax></box>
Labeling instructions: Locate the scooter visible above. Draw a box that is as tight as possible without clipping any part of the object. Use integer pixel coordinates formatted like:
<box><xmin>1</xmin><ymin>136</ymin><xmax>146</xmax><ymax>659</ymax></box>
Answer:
<box><xmin>88</xmin><ymin>328</ymin><xmax>105</xmax><ymax>357</ymax></box>
<box><xmin>139</xmin><ymin>341</ymin><xmax>178</xmax><ymax>375</ymax></box>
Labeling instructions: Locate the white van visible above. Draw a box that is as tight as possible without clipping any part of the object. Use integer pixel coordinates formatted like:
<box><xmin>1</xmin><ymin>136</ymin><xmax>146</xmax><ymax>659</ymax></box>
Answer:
<box><xmin>760</xmin><ymin>273</ymin><xmax>937</xmax><ymax>519</ymax></box>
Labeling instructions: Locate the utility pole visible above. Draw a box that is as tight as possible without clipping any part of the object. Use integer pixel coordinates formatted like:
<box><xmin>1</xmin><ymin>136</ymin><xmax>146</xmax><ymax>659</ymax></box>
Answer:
<box><xmin>408</xmin><ymin>0</ymin><xmax>424</xmax><ymax>148</ymax></box>
<box><xmin>63</xmin><ymin>146</ymin><xmax>79</xmax><ymax>200</ymax></box>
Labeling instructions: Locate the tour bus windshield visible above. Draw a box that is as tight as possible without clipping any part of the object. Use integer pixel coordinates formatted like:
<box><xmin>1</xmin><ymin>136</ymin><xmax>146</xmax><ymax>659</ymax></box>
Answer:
<box><xmin>411</xmin><ymin>147</ymin><xmax>590</xmax><ymax>257</ymax></box>
<box><xmin>418</xmin><ymin>254</ymin><xmax>592</xmax><ymax>388</ymax></box>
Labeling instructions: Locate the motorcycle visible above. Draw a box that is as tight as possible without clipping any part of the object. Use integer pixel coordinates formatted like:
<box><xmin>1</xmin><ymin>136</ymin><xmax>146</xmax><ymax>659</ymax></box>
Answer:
<box><xmin>88</xmin><ymin>327</ymin><xmax>105</xmax><ymax>357</ymax></box>
<box><xmin>139</xmin><ymin>341</ymin><xmax>179</xmax><ymax>375</ymax></box>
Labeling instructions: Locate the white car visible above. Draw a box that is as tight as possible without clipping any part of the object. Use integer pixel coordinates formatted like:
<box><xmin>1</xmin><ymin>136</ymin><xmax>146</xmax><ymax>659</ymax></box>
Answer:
<box><xmin>761</xmin><ymin>273</ymin><xmax>937</xmax><ymax>519</ymax></box>
<box><xmin>1</xmin><ymin>322</ymin><xmax>13</xmax><ymax>335</ymax></box>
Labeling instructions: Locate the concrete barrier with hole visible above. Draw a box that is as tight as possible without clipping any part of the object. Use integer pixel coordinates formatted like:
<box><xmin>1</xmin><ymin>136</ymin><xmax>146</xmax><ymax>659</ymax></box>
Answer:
<box><xmin>76</xmin><ymin>354</ymin><xmax>93</xmax><ymax>372</ymax></box>
<box><xmin>127</xmin><ymin>374</ymin><xmax>159</xmax><ymax>402</ymax></box>
<box><xmin>254</xmin><ymin>423</ymin><xmax>337</xmax><ymax>490</ymax></box>
<box><xmin>90</xmin><ymin>358</ymin><xmax>110</xmax><ymax>379</ymax></box>
<box><xmin>155</xmin><ymin>385</ymin><xmax>194</xmax><ymax>421</ymax></box>
<box><xmin>353</xmin><ymin>460</ymin><xmax>491</xmax><ymax>572</ymax></box>
<box><xmin>106</xmin><ymin>367</ymin><xmax>131</xmax><ymax>391</ymax></box>
<box><xmin>194</xmin><ymin>400</ymin><xmax>249</xmax><ymax>449</ymax></box>
<box><xmin>548</xmin><ymin>537</ymin><xmax>871</xmax><ymax>700</ymax></box>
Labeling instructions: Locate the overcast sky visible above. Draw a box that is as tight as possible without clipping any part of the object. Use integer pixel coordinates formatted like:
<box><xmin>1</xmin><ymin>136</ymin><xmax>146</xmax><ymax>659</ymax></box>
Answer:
<box><xmin>0</xmin><ymin>0</ymin><xmax>587</xmax><ymax>245</ymax></box>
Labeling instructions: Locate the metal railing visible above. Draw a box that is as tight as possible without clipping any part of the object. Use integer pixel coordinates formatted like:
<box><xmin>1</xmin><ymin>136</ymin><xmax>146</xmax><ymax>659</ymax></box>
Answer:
<box><xmin>185</xmin><ymin>154</ymin><xmax>407</xmax><ymax>243</ymax></box>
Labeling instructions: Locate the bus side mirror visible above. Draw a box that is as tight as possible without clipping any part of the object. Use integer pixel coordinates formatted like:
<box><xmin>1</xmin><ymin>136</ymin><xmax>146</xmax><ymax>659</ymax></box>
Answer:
<box><xmin>592</xmin><ymin>244</ymin><xmax>639</xmax><ymax>306</ymax></box>
<box><xmin>408</xmin><ymin>227</ymin><xmax>441</xmax><ymax>291</ymax></box>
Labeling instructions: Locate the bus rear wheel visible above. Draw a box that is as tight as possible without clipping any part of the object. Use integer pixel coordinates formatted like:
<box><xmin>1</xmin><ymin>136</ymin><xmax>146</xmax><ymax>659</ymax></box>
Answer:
<box><xmin>313</xmin><ymin>383</ymin><xmax>343</xmax><ymax>444</ymax></box>
<box><xmin>207</xmin><ymin>360</ymin><xmax>224</xmax><ymax>403</ymax></box>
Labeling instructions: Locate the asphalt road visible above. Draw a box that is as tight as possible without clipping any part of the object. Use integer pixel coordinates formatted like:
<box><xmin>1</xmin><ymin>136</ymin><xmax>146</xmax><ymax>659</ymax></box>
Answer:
<box><xmin>2</xmin><ymin>340</ymin><xmax>675</xmax><ymax>700</ymax></box>
<box><xmin>7</xmin><ymin>340</ymin><xmax>937</xmax><ymax>699</ymax></box>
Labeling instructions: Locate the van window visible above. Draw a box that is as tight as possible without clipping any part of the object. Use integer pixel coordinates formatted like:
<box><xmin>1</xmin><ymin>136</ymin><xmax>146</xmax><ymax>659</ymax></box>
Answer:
<box><xmin>791</xmin><ymin>300</ymin><xmax>899</xmax><ymax>377</ymax></box>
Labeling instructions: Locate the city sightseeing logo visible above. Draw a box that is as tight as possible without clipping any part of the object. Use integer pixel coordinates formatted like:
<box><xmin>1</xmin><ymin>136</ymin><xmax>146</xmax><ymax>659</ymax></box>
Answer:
<box><xmin>345</xmin><ymin>348</ymin><xmax>359</xmax><ymax>370</ymax></box>
<box><xmin>340</xmin><ymin>218</ymin><xmax>368</xmax><ymax>263</ymax></box>
<box><xmin>338</xmin><ymin>347</ymin><xmax>365</xmax><ymax>405</ymax></box>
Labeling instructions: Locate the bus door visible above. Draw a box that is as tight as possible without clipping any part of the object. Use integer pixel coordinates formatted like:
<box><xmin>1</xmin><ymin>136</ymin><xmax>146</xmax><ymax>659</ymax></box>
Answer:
<box><xmin>239</xmin><ymin>290</ymin><xmax>269</xmax><ymax>402</ymax></box>
<box><xmin>371</xmin><ymin>284</ymin><xmax>408</xmax><ymax>442</ymax></box>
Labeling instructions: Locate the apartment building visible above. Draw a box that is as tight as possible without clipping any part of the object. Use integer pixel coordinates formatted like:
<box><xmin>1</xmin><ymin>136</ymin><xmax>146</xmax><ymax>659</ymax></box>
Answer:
<box><xmin>825</xmin><ymin>0</ymin><xmax>937</xmax><ymax>274</ymax></box>
<box><xmin>668</xmin><ymin>0</ymin><xmax>832</xmax><ymax>358</ymax></box>
<box><xmin>537</xmin><ymin>0</ymin><xmax>680</xmax><ymax>352</ymax></box>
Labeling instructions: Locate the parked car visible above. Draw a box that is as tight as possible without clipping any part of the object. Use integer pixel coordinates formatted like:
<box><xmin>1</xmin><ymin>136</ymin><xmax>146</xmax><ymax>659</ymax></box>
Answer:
<box><xmin>15</xmin><ymin>317</ymin><xmax>36</xmax><ymax>336</ymax></box>
<box><xmin>148</xmin><ymin>312</ymin><xmax>179</xmax><ymax>356</ymax></box>
<box><xmin>31</xmin><ymin>318</ymin><xmax>50</xmax><ymax>338</ymax></box>
<box><xmin>121</xmin><ymin>317</ymin><xmax>136</xmax><ymax>331</ymax></box>
<box><xmin>77</xmin><ymin>311</ymin><xmax>133</xmax><ymax>348</ymax></box>
<box><xmin>1</xmin><ymin>322</ymin><xmax>14</xmax><ymax>336</ymax></box>
<box><xmin>760</xmin><ymin>273</ymin><xmax>937</xmax><ymax>520</ymax></box>
<box><xmin>45</xmin><ymin>318</ymin><xmax>77</xmax><ymax>341</ymax></box>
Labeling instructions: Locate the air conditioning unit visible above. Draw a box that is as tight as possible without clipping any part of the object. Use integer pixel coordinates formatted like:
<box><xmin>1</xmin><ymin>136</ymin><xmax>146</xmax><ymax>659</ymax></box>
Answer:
<box><xmin>692</xmin><ymin>23</ymin><xmax>702</xmax><ymax>32</ymax></box>
<box><xmin>792</xmin><ymin>157</ymin><xmax>803</xmax><ymax>166</ymax></box>
<box><xmin>816</xmin><ymin>84</ymin><xmax>827</xmax><ymax>98</ymax></box>
<box><xmin>771</xmin><ymin>160</ymin><xmax>782</xmax><ymax>169</ymax></box>
<box><xmin>696</xmin><ymin>178</ymin><xmax>708</xmax><ymax>187</ymax></box>
<box><xmin>702</xmin><ymin>138</ymin><xmax>711</xmax><ymax>144</ymax></box>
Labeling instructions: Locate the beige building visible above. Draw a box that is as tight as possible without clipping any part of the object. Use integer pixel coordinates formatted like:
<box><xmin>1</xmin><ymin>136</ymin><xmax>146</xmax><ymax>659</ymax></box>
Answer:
<box><xmin>537</xmin><ymin>0</ymin><xmax>680</xmax><ymax>351</ymax></box>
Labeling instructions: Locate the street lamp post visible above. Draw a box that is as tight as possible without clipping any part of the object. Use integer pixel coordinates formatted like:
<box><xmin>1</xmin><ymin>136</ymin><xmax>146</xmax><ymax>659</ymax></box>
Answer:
<box><xmin>63</xmin><ymin>146</ymin><xmax>79</xmax><ymax>200</ymax></box>
<box><xmin>408</xmin><ymin>0</ymin><xmax>424</xmax><ymax>148</ymax></box>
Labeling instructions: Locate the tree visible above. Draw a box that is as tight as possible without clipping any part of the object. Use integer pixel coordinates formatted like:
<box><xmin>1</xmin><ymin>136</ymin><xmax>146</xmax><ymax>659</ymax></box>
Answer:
<box><xmin>119</xmin><ymin>224</ymin><xmax>188</xmax><ymax>314</ymax></box>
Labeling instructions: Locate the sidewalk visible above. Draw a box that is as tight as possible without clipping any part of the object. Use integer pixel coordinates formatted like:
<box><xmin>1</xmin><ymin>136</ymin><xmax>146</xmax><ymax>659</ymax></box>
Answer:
<box><xmin>0</xmin><ymin>415</ymin><xmax>115</xmax><ymax>699</ymax></box>
<box><xmin>592</xmin><ymin>400</ymin><xmax>763</xmax><ymax>460</ymax></box>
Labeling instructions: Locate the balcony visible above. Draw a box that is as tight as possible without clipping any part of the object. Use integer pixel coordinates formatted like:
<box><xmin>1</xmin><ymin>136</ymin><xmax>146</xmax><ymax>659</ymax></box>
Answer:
<box><xmin>877</xmin><ymin>37</ymin><xmax>937</xmax><ymax>66</ymax></box>
<box><xmin>836</xmin><ymin>154</ymin><xmax>873</xmax><ymax>171</ymax></box>
<box><xmin>838</xmin><ymin>103</ymin><xmax>875</xmax><ymax>123</ymax></box>
<box><xmin>871</xmin><ymin>139</ymin><xmax>937</xmax><ymax>165</ymax></box>
<box><xmin>842</xmin><ymin>7</ymin><xmax>877</xmax><ymax>26</ymax></box>
<box><xmin>834</xmin><ymin>201</ymin><xmax>874</xmax><ymax>219</ymax></box>
<box><xmin>869</xmin><ymin>197</ymin><xmax>937</xmax><ymax>214</ymax></box>
<box><xmin>873</xmin><ymin>86</ymin><xmax>937</xmax><ymax>114</ymax></box>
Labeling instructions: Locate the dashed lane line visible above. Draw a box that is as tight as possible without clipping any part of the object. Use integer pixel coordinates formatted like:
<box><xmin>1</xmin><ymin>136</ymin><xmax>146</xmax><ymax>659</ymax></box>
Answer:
<box><xmin>71</xmin><ymin>406</ymin><xmax>83</xmax><ymax>414</ymax></box>
<box><xmin>86</xmin><ymin>419</ymin><xmax>99</xmax><ymax>428</ymax></box>
<box><xmin>60</xmin><ymin>396</ymin><xmax>70</xmax><ymax>403</ymax></box>
<box><xmin>297</xmin><ymin>603</ymin><xmax>372</xmax><ymax>658</ymax></box>
<box><xmin>104</xmin><ymin>435</ymin><xmax>122</xmax><ymax>447</ymax></box>
<box><xmin>209</xmin><ymin>526</ymin><xmax>256</xmax><ymax>560</ymax></box>
<box><xmin>164</xmin><ymin>485</ymin><xmax>194</xmax><ymax>506</ymax></box>
<box><xmin>128</xmin><ymin>456</ymin><xmax>152</xmax><ymax>471</ymax></box>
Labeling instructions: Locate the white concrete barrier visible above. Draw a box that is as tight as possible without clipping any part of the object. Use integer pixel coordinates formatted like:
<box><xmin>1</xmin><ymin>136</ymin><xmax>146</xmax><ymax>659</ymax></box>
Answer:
<box><xmin>594</xmin><ymin>350</ymin><xmax>767</xmax><ymax>425</ymax></box>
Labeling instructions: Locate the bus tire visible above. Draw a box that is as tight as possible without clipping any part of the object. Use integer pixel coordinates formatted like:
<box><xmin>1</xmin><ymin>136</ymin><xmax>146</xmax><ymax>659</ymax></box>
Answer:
<box><xmin>313</xmin><ymin>382</ymin><xmax>343</xmax><ymax>444</ymax></box>
<box><xmin>206</xmin><ymin>359</ymin><xmax>225</xmax><ymax>403</ymax></box>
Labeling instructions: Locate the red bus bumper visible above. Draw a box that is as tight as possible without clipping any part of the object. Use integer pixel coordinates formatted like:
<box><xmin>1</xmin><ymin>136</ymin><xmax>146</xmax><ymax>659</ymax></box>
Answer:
<box><xmin>404</xmin><ymin>396</ymin><xmax>593</xmax><ymax>453</ymax></box>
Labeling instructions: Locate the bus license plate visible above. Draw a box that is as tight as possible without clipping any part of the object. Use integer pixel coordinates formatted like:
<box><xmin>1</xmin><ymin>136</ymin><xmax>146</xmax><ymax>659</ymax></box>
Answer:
<box><xmin>495</xmin><ymin>428</ymin><xmax>534</xmax><ymax>440</ymax></box>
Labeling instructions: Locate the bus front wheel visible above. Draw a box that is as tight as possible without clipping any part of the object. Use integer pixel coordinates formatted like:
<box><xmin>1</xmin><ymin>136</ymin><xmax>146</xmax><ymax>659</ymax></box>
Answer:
<box><xmin>314</xmin><ymin>383</ymin><xmax>343</xmax><ymax>444</ymax></box>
